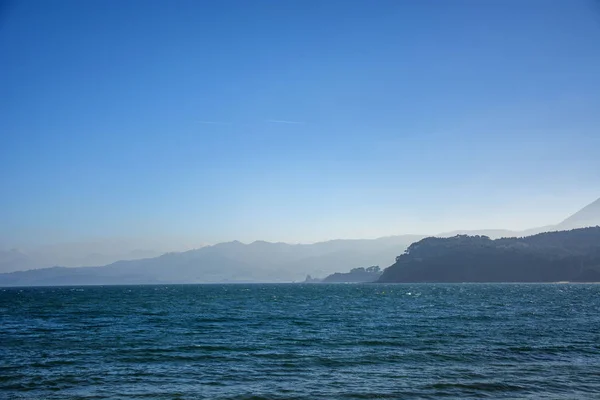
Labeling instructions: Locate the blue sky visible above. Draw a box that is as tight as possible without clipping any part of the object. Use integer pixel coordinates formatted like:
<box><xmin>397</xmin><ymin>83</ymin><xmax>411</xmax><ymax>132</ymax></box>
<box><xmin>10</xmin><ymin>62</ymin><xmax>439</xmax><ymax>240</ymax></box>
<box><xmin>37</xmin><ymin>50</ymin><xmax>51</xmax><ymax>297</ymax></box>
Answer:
<box><xmin>1</xmin><ymin>0</ymin><xmax>600</xmax><ymax>245</ymax></box>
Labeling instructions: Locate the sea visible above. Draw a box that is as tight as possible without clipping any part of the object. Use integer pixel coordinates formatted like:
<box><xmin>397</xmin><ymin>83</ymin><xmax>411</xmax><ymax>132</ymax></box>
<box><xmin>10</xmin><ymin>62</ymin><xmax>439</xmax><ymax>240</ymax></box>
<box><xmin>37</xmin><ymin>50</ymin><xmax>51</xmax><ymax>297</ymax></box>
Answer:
<box><xmin>1</xmin><ymin>283</ymin><xmax>599</xmax><ymax>399</ymax></box>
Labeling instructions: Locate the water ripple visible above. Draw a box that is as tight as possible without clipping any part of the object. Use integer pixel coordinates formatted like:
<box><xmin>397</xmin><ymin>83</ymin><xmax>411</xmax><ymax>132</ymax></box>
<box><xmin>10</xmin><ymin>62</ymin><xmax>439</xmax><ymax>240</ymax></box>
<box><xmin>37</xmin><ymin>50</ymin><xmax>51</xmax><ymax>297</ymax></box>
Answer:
<box><xmin>1</xmin><ymin>283</ymin><xmax>600</xmax><ymax>399</ymax></box>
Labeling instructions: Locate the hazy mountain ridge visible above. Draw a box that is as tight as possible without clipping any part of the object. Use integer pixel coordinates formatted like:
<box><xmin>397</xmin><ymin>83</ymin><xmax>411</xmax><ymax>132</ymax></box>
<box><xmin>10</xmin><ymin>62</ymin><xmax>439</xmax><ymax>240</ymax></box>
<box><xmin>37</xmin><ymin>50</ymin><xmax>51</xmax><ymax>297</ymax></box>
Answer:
<box><xmin>0</xmin><ymin>235</ymin><xmax>422</xmax><ymax>286</ymax></box>
<box><xmin>0</xmin><ymin>248</ymin><xmax>167</xmax><ymax>274</ymax></box>
<box><xmin>438</xmin><ymin>197</ymin><xmax>600</xmax><ymax>239</ymax></box>
<box><xmin>555</xmin><ymin>198</ymin><xmax>600</xmax><ymax>230</ymax></box>
<box><xmin>1</xmin><ymin>197</ymin><xmax>599</xmax><ymax>286</ymax></box>
<box><xmin>0</xmin><ymin>240</ymin><xmax>190</xmax><ymax>274</ymax></box>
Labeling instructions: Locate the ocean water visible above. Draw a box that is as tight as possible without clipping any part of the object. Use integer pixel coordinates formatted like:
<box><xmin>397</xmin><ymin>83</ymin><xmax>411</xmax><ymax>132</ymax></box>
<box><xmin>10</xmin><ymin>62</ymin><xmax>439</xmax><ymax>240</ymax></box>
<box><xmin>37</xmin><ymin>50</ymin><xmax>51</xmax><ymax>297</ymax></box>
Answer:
<box><xmin>1</xmin><ymin>284</ymin><xmax>600</xmax><ymax>399</ymax></box>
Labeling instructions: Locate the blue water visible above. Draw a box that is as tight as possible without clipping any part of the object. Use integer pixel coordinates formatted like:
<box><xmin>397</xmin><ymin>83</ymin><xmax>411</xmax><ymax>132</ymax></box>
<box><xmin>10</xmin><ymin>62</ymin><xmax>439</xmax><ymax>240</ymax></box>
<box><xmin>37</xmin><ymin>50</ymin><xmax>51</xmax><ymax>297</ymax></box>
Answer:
<box><xmin>1</xmin><ymin>284</ymin><xmax>600</xmax><ymax>399</ymax></box>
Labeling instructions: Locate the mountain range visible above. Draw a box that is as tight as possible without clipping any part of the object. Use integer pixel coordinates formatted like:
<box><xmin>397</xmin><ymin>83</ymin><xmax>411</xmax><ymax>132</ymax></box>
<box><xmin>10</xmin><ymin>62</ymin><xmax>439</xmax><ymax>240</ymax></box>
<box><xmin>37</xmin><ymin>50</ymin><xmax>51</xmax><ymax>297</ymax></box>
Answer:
<box><xmin>0</xmin><ymin>238</ymin><xmax>206</xmax><ymax>274</ymax></box>
<box><xmin>0</xmin><ymin>236</ymin><xmax>423</xmax><ymax>285</ymax></box>
<box><xmin>0</xmin><ymin>197</ymin><xmax>599</xmax><ymax>286</ymax></box>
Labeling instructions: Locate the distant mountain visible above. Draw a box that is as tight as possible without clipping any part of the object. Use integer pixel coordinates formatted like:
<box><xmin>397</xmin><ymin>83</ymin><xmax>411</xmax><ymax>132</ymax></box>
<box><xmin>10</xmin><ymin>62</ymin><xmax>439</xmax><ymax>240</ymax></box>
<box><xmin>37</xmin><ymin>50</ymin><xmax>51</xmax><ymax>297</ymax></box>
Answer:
<box><xmin>2</xmin><ymin>197</ymin><xmax>599</xmax><ymax>285</ymax></box>
<box><xmin>438</xmin><ymin>197</ymin><xmax>600</xmax><ymax>239</ymax></box>
<box><xmin>556</xmin><ymin>198</ymin><xmax>600</xmax><ymax>230</ymax></box>
<box><xmin>0</xmin><ymin>239</ymin><xmax>182</xmax><ymax>273</ymax></box>
<box><xmin>0</xmin><ymin>235</ymin><xmax>422</xmax><ymax>286</ymax></box>
<box><xmin>379</xmin><ymin>227</ymin><xmax>600</xmax><ymax>283</ymax></box>
<box><xmin>0</xmin><ymin>248</ymin><xmax>168</xmax><ymax>274</ymax></box>
<box><xmin>0</xmin><ymin>249</ymin><xmax>37</xmax><ymax>273</ymax></box>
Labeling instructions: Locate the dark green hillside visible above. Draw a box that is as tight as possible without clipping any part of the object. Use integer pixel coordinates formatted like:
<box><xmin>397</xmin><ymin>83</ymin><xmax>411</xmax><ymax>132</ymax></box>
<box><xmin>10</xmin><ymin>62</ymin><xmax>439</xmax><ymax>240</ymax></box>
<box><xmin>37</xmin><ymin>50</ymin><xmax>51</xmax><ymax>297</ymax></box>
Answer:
<box><xmin>379</xmin><ymin>227</ymin><xmax>600</xmax><ymax>283</ymax></box>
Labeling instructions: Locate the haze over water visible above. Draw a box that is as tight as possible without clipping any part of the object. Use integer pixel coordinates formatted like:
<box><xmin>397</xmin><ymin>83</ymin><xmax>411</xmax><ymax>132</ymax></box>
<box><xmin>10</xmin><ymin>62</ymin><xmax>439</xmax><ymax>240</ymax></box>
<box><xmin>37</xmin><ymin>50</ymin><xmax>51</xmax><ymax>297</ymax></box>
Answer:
<box><xmin>2</xmin><ymin>283</ymin><xmax>599</xmax><ymax>399</ymax></box>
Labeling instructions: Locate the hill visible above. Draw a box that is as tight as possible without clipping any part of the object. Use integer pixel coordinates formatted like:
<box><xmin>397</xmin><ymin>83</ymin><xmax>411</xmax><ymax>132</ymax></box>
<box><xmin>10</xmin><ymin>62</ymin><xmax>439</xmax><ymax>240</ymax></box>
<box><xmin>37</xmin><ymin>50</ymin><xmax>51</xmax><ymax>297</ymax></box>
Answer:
<box><xmin>378</xmin><ymin>227</ymin><xmax>600</xmax><ymax>283</ymax></box>
<box><xmin>321</xmin><ymin>266</ymin><xmax>382</xmax><ymax>283</ymax></box>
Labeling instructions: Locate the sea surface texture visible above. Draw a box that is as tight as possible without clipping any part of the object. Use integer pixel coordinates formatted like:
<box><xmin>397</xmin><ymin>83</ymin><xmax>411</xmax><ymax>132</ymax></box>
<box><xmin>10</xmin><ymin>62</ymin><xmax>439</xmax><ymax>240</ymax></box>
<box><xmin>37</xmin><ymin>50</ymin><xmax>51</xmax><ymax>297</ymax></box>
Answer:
<box><xmin>1</xmin><ymin>284</ymin><xmax>600</xmax><ymax>399</ymax></box>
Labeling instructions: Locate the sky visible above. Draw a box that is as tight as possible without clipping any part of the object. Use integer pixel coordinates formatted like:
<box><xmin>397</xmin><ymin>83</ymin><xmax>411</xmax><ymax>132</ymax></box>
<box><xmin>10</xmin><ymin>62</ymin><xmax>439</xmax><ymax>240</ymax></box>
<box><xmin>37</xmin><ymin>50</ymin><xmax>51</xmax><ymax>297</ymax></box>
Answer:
<box><xmin>1</xmin><ymin>0</ymin><xmax>600</xmax><ymax>247</ymax></box>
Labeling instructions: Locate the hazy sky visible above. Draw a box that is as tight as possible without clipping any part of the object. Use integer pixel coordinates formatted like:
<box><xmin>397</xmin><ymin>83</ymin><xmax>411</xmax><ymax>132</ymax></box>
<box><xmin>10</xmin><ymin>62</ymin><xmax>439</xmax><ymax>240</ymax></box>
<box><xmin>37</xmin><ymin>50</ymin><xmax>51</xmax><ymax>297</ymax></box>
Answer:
<box><xmin>1</xmin><ymin>0</ymin><xmax>600</xmax><ymax>246</ymax></box>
